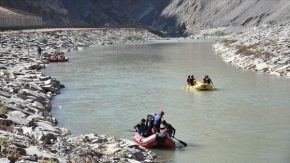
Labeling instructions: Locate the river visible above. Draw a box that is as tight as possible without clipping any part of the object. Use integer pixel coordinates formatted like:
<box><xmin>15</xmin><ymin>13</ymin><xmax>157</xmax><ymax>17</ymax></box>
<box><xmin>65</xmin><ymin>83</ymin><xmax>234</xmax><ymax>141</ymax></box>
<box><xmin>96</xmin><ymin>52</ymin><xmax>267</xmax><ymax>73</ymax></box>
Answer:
<box><xmin>41</xmin><ymin>38</ymin><xmax>290</xmax><ymax>163</ymax></box>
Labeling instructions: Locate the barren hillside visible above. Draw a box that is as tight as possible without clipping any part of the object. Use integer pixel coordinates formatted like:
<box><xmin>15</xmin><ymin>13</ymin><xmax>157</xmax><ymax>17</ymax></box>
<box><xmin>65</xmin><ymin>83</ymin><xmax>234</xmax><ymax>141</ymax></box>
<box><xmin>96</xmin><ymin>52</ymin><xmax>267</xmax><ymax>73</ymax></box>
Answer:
<box><xmin>1</xmin><ymin>0</ymin><xmax>290</xmax><ymax>34</ymax></box>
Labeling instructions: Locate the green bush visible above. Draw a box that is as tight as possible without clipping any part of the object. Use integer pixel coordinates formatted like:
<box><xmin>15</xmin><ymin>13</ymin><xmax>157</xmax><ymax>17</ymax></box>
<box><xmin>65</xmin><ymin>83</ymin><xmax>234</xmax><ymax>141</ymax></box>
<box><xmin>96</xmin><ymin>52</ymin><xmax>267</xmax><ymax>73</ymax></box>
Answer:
<box><xmin>0</xmin><ymin>138</ymin><xmax>11</xmax><ymax>148</ymax></box>
<box><xmin>120</xmin><ymin>151</ymin><xmax>128</xmax><ymax>158</ymax></box>
<box><xmin>79</xmin><ymin>31</ymin><xmax>87</xmax><ymax>37</ymax></box>
<box><xmin>203</xmin><ymin>31</ymin><xmax>225</xmax><ymax>37</ymax></box>
<box><xmin>39</xmin><ymin>37</ymin><xmax>48</xmax><ymax>44</ymax></box>
<box><xmin>126</xmin><ymin>35</ymin><xmax>145</xmax><ymax>41</ymax></box>
<box><xmin>0</xmin><ymin>105</ymin><xmax>8</xmax><ymax>114</ymax></box>
<box><xmin>3</xmin><ymin>71</ymin><xmax>10</xmax><ymax>76</ymax></box>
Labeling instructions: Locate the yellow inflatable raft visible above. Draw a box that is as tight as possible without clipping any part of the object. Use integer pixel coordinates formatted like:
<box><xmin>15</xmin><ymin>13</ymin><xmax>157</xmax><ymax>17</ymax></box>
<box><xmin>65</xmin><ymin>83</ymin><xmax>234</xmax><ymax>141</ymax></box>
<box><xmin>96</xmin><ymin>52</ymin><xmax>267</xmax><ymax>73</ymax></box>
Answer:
<box><xmin>184</xmin><ymin>81</ymin><xmax>216</xmax><ymax>91</ymax></box>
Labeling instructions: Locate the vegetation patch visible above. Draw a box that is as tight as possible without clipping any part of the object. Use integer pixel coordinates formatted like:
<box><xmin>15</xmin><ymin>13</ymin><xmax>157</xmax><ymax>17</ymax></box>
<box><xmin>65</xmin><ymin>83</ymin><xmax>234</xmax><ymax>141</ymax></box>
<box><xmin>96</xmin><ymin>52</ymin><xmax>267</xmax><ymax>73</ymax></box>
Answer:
<box><xmin>236</xmin><ymin>32</ymin><xmax>243</xmax><ymax>35</ymax></box>
<box><xmin>159</xmin><ymin>31</ymin><xmax>168</xmax><ymax>37</ymax></box>
<box><xmin>0</xmin><ymin>138</ymin><xmax>22</xmax><ymax>162</ymax></box>
<box><xmin>235</xmin><ymin>43</ymin><xmax>258</xmax><ymax>55</ymax></box>
<box><xmin>235</xmin><ymin>45</ymin><xmax>252</xmax><ymax>56</ymax></box>
<box><xmin>0</xmin><ymin>105</ymin><xmax>9</xmax><ymax>114</ymax></box>
<box><xmin>0</xmin><ymin>138</ymin><xmax>11</xmax><ymax>148</ymax></box>
<box><xmin>221</xmin><ymin>39</ymin><xmax>237</xmax><ymax>47</ymax></box>
<box><xmin>39</xmin><ymin>156</ymin><xmax>59</xmax><ymax>163</ymax></box>
<box><xmin>235</xmin><ymin>44</ymin><xmax>274</xmax><ymax>59</ymax></box>
<box><xmin>79</xmin><ymin>31</ymin><xmax>87</xmax><ymax>37</ymax></box>
<box><xmin>126</xmin><ymin>35</ymin><xmax>145</xmax><ymax>41</ymax></box>
<box><xmin>203</xmin><ymin>31</ymin><xmax>225</xmax><ymax>37</ymax></box>
<box><xmin>255</xmin><ymin>51</ymin><xmax>273</xmax><ymax>59</ymax></box>
<box><xmin>39</xmin><ymin>37</ymin><xmax>48</xmax><ymax>44</ymax></box>
<box><xmin>120</xmin><ymin>151</ymin><xmax>128</xmax><ymax>158</ymax></box>
<box><xmin>3</xmin><ymin>71</ymin><xmax>10</xmax><ymax>77</ymax></box>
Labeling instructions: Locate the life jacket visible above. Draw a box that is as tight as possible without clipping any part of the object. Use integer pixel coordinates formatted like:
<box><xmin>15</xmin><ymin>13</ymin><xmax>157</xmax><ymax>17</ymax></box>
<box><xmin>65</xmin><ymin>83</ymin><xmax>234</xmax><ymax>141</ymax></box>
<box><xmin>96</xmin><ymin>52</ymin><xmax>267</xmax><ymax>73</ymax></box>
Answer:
<box><xmin>138</xmin><ymin>123</ymin><xmax>147</xmax><ymax>137</ymax></box>
<box><xmin>154</xmin><ymin>114</ymin><xmax>162</xmax><ymax>126</ymax></box>
<box><xmin>138</xmin><ymin>123</ymin><xmax>146</xmax><ymax>131</ymax></box>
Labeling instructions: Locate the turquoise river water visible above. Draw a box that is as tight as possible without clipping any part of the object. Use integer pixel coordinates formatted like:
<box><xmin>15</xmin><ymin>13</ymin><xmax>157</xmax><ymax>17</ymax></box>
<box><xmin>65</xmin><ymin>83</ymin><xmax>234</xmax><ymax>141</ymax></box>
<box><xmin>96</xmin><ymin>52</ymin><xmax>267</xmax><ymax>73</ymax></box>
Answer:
<box><xmin>41</xmin><ymin>38</ymin><xmax>290</xmax><ymax>163</ymax></box>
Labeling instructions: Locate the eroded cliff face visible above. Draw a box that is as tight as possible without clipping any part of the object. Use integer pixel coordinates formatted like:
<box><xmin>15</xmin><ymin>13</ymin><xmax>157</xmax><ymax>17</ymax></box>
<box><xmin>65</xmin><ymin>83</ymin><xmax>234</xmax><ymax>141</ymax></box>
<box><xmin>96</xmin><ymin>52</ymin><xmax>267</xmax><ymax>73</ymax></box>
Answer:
<box><xmin>155</xmin><ymin>0</ymin><xmax>290</xmax><ymax>33</ymax></box>
<box><xmin>1</xmin><ymin>0</ymin><xmax>290</xmax><ymax>34</ymax></box>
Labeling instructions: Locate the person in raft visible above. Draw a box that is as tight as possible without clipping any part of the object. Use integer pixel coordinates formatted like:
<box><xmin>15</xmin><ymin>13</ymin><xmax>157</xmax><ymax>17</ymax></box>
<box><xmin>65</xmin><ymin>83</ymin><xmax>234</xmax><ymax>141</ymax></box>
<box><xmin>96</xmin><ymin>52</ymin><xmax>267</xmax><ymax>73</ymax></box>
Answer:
<box><xmin>52</xmin><ymin>53</ymin><xmax>58</xmax><ymax>60</ymax></box>
<box><xmin>134</xmin><ymin>118</ymin><xmax>147</xmax><ymax>137</ymax></box>
<box><xmin>145</xmin><ymin>114</ymin><xmax>155</xmax><ymax>135</ymax></box>
<box><xmin>59</xmin><ymin>52</ymin><xmax>66</xmax><ymax>60</ymax></box>
<box><xmin>190</xmin><ymin>75</ymin><xmax>196</xmax><ymax>85</ymax></box>
<box><xmin>161</xmin><ymin>120</ymin><xmax>176</xmax><ymax>138</ymax></box>
<box><xmin>153</xmin><ymin>111</ymin><xmax>165</xmax><ymax>133</ymax></box>
<box><xmin>186</xmin><ymin>75</ymin><xmax>191</xmax><ymax>85</ymax></box>
<box><xmin>203</xmin><ymin>75</ymin><xmax>213</xmax><ymax>85</ymax></box>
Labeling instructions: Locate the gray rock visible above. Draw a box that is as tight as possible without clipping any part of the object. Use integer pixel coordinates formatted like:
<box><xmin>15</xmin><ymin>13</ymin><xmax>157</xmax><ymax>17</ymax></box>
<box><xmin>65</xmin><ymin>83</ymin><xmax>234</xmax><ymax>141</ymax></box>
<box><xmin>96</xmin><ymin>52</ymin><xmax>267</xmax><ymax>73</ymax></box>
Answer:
<box><xmin>0</xmin><ymin>90</ymin><xmax>11</xmax><ymax>98</ymax></box>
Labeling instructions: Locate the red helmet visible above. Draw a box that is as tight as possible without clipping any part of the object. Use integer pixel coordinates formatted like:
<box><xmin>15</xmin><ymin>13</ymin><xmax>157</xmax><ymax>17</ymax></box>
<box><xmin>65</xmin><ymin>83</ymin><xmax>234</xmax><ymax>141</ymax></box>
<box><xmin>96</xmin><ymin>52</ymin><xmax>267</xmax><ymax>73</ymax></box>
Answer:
<box><xmin>160</xmin><ymin>111</ymin><xmax>164</xmax><ymax>115</ymax></box>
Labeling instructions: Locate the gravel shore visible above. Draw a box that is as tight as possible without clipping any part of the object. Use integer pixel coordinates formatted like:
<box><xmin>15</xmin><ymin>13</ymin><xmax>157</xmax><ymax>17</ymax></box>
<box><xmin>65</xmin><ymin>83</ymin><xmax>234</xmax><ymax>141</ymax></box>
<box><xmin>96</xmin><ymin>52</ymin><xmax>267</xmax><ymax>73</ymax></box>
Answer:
<box><xmin>0</xmin><ymin>28</ymin><xmax>161</xmax><ymax>163</ymax></box>
<box><xmin>211</xmin><ymin>24</ymin><xmax>290</xmax><ymax>78</ymax></box>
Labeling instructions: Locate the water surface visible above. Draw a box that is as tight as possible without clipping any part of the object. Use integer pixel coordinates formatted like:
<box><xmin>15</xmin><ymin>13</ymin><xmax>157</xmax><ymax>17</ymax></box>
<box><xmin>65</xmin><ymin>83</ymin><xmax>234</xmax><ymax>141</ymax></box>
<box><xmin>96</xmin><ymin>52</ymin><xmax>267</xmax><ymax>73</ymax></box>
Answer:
<box><xmin>42</xmin><ymin>38</ymin><xmax>290</xmax><ymax>163</ymax></box>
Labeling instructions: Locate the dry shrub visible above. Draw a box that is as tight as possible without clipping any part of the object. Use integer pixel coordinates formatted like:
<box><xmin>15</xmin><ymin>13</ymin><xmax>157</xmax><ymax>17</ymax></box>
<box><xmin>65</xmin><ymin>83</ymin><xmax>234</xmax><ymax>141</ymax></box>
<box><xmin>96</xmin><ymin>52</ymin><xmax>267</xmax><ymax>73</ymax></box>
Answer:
<box><xmin>255</xmin><ymin>51</ymin><xmax>273</xmax><ymax>59</ymax></box>
<box><xmin>235</xmin><ymin>45</ymin><xmax>252</xmax><ymax>56</ymax></box>
<box><xmin>247</xmin><ymin>43</ymin><xmax>258</xmax><ymax>49</ymax></box>
<box><xmin>221</xmin><ymin>39</ymin><xmax>237</xmax><ymax>47</ymax></box>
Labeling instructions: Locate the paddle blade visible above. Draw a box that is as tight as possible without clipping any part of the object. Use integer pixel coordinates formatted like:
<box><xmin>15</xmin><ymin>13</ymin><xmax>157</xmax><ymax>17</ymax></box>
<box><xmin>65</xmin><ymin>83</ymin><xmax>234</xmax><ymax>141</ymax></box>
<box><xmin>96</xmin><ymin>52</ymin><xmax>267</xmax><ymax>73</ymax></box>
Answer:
<box><xmin>174</xmin><ymin>137</ymin><xmax>187</xmax><ymax>147</ymax></box>
<box><xmin>178</xmin><ymin>140</ymin><xmax>187</xmax><ymax>147</ymax></box>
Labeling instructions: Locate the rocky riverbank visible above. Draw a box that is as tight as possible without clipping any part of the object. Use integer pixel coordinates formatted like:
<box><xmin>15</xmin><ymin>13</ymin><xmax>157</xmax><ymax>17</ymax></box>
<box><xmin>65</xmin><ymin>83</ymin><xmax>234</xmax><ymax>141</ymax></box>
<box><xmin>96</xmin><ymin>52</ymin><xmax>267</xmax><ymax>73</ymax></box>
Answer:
<box><xmin>0</xmin><ymin>28</ymin><xmax>161</xmax><ymax>163</ymax></box>
<box><xmin>212</xmin><ymin>24</ymin><xmax>290</xmax><ymax>78</ymax></box>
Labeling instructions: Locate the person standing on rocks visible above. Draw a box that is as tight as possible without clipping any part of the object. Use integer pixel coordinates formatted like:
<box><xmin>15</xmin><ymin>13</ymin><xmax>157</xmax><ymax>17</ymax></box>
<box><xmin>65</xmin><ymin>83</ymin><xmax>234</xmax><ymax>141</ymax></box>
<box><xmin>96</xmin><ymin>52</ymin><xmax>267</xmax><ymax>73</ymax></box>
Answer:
<box><xmin>37</xmin><ymin>46</ymin><xmax>42</xmax><ymax>57</ymax></box>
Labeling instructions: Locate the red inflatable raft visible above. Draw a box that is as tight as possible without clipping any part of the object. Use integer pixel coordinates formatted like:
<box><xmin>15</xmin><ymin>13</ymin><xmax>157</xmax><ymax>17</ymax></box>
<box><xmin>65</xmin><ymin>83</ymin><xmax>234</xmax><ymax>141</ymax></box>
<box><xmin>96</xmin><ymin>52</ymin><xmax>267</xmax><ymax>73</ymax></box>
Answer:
<box><xmin>47</xmin><ymin>58</ymin><xmax>69</xmax><ymax>62</ymax></box>
<box><xmin>133</xmin><ymin>132</ymin><xmax>175</xmax><ymax>148</ymax></box>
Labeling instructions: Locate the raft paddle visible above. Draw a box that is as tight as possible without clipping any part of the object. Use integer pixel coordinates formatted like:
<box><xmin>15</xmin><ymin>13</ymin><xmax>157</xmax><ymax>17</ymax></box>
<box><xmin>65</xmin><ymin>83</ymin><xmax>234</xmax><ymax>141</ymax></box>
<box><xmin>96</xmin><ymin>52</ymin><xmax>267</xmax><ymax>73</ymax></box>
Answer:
<box><xmin>211</xmin><ymin>81</ymin><xmax>216</xmax><ymax>90</ymax></box>
<box><xmin>126</xmin><ymin>129</ymin><xmax>148</xmax><ymax>132</ymax></box>
<box><xmin>173</xmin><ymin>137</ymin><xmax>187</xmax><ymax>147</ymax></box>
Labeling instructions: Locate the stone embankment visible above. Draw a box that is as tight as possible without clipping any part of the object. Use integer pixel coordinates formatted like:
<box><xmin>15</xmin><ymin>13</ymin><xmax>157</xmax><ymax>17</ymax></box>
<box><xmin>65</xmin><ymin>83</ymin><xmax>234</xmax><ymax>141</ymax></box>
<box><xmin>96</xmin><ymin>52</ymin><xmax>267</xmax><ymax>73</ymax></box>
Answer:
<box><xmin>0</xmin><ymin>28</ymin><xmax>161</xmax><ymax>163</ymax></box>
<box><xmin>212</xmin><ymin>25</ymin><xmax>290</xmax><ymax>78</ymax></box>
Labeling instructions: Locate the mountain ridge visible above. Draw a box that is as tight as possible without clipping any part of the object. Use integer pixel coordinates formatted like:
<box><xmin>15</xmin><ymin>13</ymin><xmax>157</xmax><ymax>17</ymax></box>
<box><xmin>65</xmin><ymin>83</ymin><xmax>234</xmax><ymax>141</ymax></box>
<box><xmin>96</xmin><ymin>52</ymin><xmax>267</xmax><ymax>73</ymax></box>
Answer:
<box><xmin>1</xmin><ymin>0</ymin><xmax>290</xmax><ymax>35</ymax></box>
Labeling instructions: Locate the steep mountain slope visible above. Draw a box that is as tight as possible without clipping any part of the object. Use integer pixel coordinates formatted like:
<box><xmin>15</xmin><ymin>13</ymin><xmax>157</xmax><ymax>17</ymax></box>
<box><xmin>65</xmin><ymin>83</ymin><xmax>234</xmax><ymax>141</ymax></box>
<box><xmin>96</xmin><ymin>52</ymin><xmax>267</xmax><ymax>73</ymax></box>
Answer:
<box><xmin>60</xmin><ymin>0</ymin><xmax>170</xmax><ymax>26</ymax></box>
<box><xmin>157</xmin><ymin>0</ymin><xmax>290</xmax><ymax>32</ymax></box>
<box><xmin>60</xmin><ymin>0</ymin><xmax>290</xmax><ymax>33</ymax></box>
<box><xmin>0</xmin><ymin>0</ymin><xmax>87</xmax><ymax>25</ymax></box>
<box><xmin>1</xmin><ymin>0</ymin><xmax>290</xmax><ymax>34</ymax></box>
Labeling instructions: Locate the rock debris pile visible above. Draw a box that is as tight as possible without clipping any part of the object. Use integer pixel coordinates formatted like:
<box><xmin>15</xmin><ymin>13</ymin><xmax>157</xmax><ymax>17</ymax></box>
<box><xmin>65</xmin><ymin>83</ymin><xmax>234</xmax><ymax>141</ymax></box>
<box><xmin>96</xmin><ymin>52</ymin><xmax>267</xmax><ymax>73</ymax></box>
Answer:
<box><xmin>0</xmin><ymin>28</ymin><xmax>161</xmax><ymax>163</ymax></box>
<box><xmin>213</xmin><ymin>24</ymin><xmax>290</xmax><ymax>78</ymax></box>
